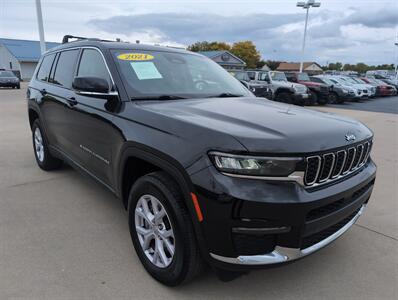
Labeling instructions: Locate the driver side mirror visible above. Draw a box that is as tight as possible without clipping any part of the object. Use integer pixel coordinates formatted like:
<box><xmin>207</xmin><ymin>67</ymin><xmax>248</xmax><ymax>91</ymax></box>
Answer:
<box><xmin>73</xmin><ymin>76</ymin><xmax>118</xmax><ymax>99</ymax></box>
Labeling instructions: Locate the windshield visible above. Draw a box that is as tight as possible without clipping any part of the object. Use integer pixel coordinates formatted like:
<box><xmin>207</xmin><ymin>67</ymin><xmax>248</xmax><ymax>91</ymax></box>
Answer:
<box><xmin>270</xmin><ymin>71</ymin><xmax>287</xmax><ymax>81</ymax></box>
<box><xmin>341</xmin><ymin>77</ymin><xmax>359</xmax><ymax>85</ymax></box>
<box><xmin>0</xmin><ymin>71</ymin><xmax>15</xmax><ymax>77</ymax></box>
<box><xmin>297</xmin><ymin>73</ymin><xmax>311</xmax><ymax>81</ymax></box>
<box><xmin>319</xmin><ymin>77</ymin><xmax>334</xmax><ymax>85</ymax></box>
<box><xmin>351</xmin><ymin>77</ymin><xmax>366</xmax><ymax>84</ymax></box>
<box><xmin>232</xmin><ymin>71</ymin><xmax>250</xmax><ymax>82</ymax></box>
<box><xmin>258</xmin><ymin>72</ymin><xmax>269</xmax><ymax>81</ymax></box>
<box><xmin>112</xmin><ymin>50</ymin><xmax>250</xmax><ymax>99</ymax></box>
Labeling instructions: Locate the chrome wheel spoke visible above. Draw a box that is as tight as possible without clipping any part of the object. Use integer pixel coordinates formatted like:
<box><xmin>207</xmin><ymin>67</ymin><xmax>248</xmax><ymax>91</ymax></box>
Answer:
<box><xmin>34</xmin><ymin>128</ymin><xmax>45</xmax><ymax>162</ymax></box>
<box><xmin>135</xmin><ymin>194</ymin><xmax>175</xmax><ymax>268</ymax></box>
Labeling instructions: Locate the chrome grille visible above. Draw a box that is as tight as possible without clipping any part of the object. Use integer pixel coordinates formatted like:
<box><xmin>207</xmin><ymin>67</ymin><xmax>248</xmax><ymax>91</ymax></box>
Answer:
<box><xmin>304</xmin><ymin>140</ymin><xmax>372</xmax><ymax>187</ymax></box>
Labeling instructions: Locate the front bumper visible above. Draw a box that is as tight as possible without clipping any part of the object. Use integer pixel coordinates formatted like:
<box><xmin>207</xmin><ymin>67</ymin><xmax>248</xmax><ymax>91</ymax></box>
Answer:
<box><xmin>0</xmin><ymin>82</ymin><xmax>19</xmax><ymax>87</ymax></box>
<box><xmin>190</xmin><ymin>160</ymin><xmax>376</xmax><ymax>270</ymax></box>
<box><xmin>211</xmin><ymin>204</ymin><xmax>365</xmax><ymax>265</ymax></box>
<box><xmin>292</xmin><ymin>93</ymin><xmax>309</xmax><ymax>105</ymax></box>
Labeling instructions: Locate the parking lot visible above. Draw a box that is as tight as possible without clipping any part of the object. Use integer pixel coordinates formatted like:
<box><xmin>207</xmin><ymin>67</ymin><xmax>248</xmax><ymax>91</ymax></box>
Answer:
<box><xmin>0</xmin><ymin>83</ymin><xmax>397</xmax><ymax>299</ymax></box>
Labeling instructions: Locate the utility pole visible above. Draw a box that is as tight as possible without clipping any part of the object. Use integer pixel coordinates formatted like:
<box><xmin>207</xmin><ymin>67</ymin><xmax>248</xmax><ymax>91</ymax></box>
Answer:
<box><xmin>35</xmin><ymin>0</ymin><xmax>46</xmax><ymax>54</ymax></box>
<box><xmin>395</xmin><ymin>31</ymin><xmax>398</xmax><ymax>79</ymax></box>
<box><xmin>297</xmin><ymin>0</ymin><xmax>321</xmax><ymax>73</ymax></box>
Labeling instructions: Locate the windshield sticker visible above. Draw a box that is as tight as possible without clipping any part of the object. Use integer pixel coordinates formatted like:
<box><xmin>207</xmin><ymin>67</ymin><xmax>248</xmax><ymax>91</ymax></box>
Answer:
<box><xmin>117</xmin><ymin>53</ymin><xmax>154</xmax><ymax>61</ymax></box>
<box><xmin>130</xmin><ymin>62</ymin><xmax>163</xmax><ymax>80</ymax></box>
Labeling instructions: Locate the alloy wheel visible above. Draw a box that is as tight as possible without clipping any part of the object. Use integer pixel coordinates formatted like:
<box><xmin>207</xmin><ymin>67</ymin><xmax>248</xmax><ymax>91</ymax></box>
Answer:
<box><xmin>135</xmin><ymin>194</ymin><xmax>175</xmax><ymax>268</ymax></box>
<box><xmin>34</xmin><ymin>127</ymin><xmax>44</xmax><ymax>162</ymax></box>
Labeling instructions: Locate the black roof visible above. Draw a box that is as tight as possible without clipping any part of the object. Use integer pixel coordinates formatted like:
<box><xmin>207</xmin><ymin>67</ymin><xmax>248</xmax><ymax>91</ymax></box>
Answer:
<box><xmin>46</xmin><ymin>39</ymin><xmax>191</xmax><ymax>55</ymax></box>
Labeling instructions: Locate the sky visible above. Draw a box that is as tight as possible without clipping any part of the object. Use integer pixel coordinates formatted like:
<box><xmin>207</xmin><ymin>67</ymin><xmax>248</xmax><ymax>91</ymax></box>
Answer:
<box><xmin>0</xmin><ymin>0</ymin><xmax>397</xmax><ymax>65</ymax></box>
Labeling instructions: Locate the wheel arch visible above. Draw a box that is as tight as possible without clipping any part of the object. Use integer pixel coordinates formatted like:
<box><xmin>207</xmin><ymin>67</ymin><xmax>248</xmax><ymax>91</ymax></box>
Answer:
<box><xmin>116</xmin><ymin>142</ymin><xmax>209</xmax><ymax>259</ymax></box>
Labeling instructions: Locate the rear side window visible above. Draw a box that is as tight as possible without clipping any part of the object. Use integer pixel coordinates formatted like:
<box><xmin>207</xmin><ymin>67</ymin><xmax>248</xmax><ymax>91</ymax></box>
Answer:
<box><xmin>77</xmin><ymin>49</ymin><xmax>111</xmax><ymax>86</ymax></box>
<box><xmin>52</xmin><ymin>50</ymin><xmax>79</xmax><ymax>88</ymax></box>
<box><xmin>247</xmin><ymin>72</ymin><xmax>255</xmax><ymax>80</ymax></box>
<box><xmin>37</xmin><ymin>54</ymin><xmax>55</xmax><ymax>82</ymax></box>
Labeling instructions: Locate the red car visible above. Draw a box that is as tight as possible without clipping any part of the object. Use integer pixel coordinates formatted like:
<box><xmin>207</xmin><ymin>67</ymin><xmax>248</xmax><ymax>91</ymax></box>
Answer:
<box><xmin>361</xmin><ymin>77</ymin><xmax>397</xmax><ymax>96</ymax></box>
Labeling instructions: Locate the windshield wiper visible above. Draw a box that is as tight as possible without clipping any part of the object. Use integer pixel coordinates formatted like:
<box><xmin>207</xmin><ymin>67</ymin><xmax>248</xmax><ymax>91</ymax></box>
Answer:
<box><xmin>208</xmin><ymin>93</ymin><xmax>245</xmax><ymax>98</ymax></box>
<box><xmin>131</xmin><ymin>95</ymin><xmax>188</xmax><ymax>101</ymax></box>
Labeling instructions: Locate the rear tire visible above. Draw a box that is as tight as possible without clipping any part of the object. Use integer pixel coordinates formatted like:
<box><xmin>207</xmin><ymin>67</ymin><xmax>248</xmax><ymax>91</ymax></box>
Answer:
<box><xmin>32</xmin><ymin>119</ymin><xmax>62</xmax><ymax>171</ymax></box>
<box><xmin>128</xmin><ymin>171</ymin><xmax>203</xmax><ymax>286</ymax></box>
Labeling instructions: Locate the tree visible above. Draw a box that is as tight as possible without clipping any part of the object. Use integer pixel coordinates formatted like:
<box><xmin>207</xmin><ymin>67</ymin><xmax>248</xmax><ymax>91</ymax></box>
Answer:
<box><xmin>230</xmin><ymin>41</ymin><xmax>261</xmax><ymax>69</ymax></box>
<box><xmin>187</xmin><ymin>41</ymin><xmax>231</xmax><ymax>52</ymax></box>
<box><xmin>265</xmin><ymin>60</ymin><xmax>282</xmax><ymax>70</ymax></box>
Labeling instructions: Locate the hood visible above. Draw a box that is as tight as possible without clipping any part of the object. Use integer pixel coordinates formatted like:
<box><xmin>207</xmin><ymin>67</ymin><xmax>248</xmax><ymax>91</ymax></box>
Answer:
<box><xmin>137</xmin><ymin>97</ymin><xmax>372</xmax><ymax>154</ymax></box>
<box><xmin>299</xmin><ymin>81</ymin><xmax>324</xmax><ymax>87</ymax></box>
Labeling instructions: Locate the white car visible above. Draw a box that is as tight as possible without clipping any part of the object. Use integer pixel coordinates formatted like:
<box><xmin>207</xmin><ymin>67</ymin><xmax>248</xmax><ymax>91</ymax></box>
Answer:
<box><xmin>323</xmin><ymin>76</ymin><xmax>363</xmax><ymax>101</ymax></box>
<box><xmin>337</xmin><ymin>76</ymin><xmax>375</xmax><ymax>98</ymax></box>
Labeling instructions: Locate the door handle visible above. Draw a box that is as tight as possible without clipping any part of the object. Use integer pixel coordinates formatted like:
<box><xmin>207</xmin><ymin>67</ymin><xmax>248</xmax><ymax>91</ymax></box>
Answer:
<box><xmin>40</xmin><ymin>88</ymin><xmax>47</xmax><ymax>95</ymax></box>
<box><xmin>67</xmin><ymin>97</ymin><xmax>78</xmax><ymax>106</ymax></box>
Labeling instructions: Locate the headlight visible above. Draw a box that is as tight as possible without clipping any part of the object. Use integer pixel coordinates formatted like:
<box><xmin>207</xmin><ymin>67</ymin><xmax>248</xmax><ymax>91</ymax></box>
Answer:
<box><xmin>209</xmin><ymin>152</ymin><xmax>302</xmax><ymax>177</ymax></box>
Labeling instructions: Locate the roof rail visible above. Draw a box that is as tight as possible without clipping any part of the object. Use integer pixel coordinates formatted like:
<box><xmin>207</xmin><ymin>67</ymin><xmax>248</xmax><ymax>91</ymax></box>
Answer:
<box><xmin>62</xmin><ymin>35</ymin><xmax>114</xmax><ymax>44</ymax></box>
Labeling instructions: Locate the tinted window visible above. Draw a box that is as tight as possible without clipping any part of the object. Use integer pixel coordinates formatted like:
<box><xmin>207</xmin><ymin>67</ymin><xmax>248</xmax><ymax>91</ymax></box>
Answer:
<box><xmin>52</xmin><ymin>50</ymin><xmax>79</xmax><ymax>88</ymax></box>
<box><xmin>37</xmin><ymin>54</ymin><xmax>55</xmax><ymax>81</ymax></box>
<box><xmin>77</xmin><ymin>49</ymin><xmax>111</xmax><ymax>86</ymax></box>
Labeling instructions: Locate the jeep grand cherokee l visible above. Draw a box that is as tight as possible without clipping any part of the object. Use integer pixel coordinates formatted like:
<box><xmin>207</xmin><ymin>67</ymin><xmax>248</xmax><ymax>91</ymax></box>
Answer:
<box><xmin>27</xmin><ymin>36</ymin><xmax>376</xmax><ymax>286</ymax></box>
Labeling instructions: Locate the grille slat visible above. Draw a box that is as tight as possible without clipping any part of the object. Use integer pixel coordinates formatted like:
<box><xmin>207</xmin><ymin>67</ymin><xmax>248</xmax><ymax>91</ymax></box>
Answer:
<box><xmin>304</xmin><ymin>140</ymin><xmax>372</xmax><ymax>187</ymax></box>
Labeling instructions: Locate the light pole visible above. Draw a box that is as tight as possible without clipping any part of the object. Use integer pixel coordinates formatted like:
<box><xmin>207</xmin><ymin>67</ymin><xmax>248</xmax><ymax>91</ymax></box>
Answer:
<box><xmin>297</xmin><ymin>0</ymin><xmax>321</xmax><ymax>73</ymax></box>
<box><xmin>395</xmin><ymin>31</ymin><xmax>398</xmax><ymax>79</ymax></box>
<box><xmin>35</xmin><ymin>0</ymin><xmax>46</xmax><ymax>54</ymax></box>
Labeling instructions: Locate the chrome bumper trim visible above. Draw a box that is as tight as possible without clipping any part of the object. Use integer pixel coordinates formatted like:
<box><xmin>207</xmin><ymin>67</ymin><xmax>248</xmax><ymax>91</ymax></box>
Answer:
<box><xmin>210</xmin><ymin>205</ymin><xmax>365</xmax><ymax>265</ymax></box>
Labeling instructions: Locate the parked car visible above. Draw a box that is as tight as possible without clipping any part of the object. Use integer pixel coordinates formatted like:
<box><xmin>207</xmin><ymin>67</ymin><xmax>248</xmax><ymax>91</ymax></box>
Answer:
<box><xmin>323</xmin><ymin>76</ymin><xmax>364</xmax><ymax>101</ymax></box>
<box><xmin>248</xmin><ymin>70</ymin><xmax>309</xmax><ymax>105</ymax></box>
<box><xmin>285</xmin><ymin>72</ymin><xmax>329</xmax><ymax>105</ymax></box>
<box><xmin>230</xmin><ymin>71</ymin><xmax>271</xmax><ymax>98</ymax></box>
<box><xmin>332</xmin><ymin>76</ymin><xmax>372</xmax><ymax>99</ymax></box>
<box><xmin>310</xmin><ymin>76</ymin><xmax>351</xmax><ymax>104</ymax></box>
<box><xmin>360</xmin><ymin>77</ymin><xmax>396</xmax><ymax>97</ymax></box>
<box><xmin>27</xmin><ymin>35</ymin><xmax>377</xmax><ymax>285</ymax></box>
<box><xmin>372</xmin><ymin>74</ymin><xmax>398</xmax><ymax>90</ymax></box>
<box><xmin>343</xmin><ymin>76</ymin><xmax>376</xmax><ymax>98</ymax></box>
<box><xmin>0</xmin><ymin>70</ymin><xmax>20</xmax><ymax>89</ymax></box>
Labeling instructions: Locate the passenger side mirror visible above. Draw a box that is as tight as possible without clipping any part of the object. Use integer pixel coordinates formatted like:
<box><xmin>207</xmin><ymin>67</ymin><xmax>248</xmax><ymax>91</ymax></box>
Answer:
<box><xmin>73</xmin><ymin>76</ymin><xmax>118</xmax><ymax>99</ymax></box>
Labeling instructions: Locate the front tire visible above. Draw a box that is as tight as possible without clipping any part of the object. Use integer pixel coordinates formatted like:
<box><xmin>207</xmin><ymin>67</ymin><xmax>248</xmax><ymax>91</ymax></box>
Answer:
<box><xmin>275</xmin><ymin>92</ymin><xmax>291</xmax><ymax>104</ymax></box>
<box><xmin>32</xmin><ymin>119</ymin><xmax>62</xmax><ymax>170</ymax></box>
<box><xmin>128</xmin><ymin>171</ymin><xmax>203</xmax><ymax>286</ymax></box>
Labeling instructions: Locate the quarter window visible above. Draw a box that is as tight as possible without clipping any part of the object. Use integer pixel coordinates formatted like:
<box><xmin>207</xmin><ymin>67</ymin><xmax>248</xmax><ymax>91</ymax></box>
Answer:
<box><xmin>77</xmin><ymin>49</ymin><xmax>111</xmax><ymax>87</ymax></box>
<box><xmin>52</xmin><ymin>50</ymin><xmax>79</xmax><ymax>88</ymax></box>
<box><xmin>37</xmin><ymin>54</ymin><xmax>56</xmax><ymax>82</ymax></box>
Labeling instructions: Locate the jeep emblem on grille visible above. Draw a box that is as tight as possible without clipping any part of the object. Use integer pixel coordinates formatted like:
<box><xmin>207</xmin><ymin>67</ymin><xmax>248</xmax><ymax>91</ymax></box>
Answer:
<box><xmin>345</xmin><ymin>133</ymin><xmax>356</xmax><ymax>141</ymax></box>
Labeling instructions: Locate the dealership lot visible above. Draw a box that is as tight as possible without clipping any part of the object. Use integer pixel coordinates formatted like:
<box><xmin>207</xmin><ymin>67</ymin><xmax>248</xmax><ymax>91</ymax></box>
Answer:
<box><xmin>0</xmin><ymin>84</ymin><xmax>397</xmax><ymax>299</ymax></box>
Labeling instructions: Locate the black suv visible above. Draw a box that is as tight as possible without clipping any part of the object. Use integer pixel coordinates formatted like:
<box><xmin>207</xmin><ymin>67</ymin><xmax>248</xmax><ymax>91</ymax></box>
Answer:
<box><xmin>27</xmin><ymin>36</ymin><xmax>376</xmax><ymax>286</ymax></box>
<box><xmin>0</xmin><ymin>70</ymin><xmax>20</xmax><ymax>89</ymax></box>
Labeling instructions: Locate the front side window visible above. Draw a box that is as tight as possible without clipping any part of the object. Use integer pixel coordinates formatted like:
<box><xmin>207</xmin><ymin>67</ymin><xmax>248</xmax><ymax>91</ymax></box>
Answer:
<box><xmin>112</xmin><ymin>50</ymin><xmax>250</xmax><ymax>99</ymax></box>
<box><xmin>52</xmin><ymin>49</ymin><xmax>79</xmax><ymax>88</ymax></box>
<box><xmin>270</xmin><ymin>72</ymin><xmax>287</xmax><ymax>81</ymax></box>
<box><xmin>77</xmin><ymin>49</ymin><xmax>111</xmax><ymax>87</ymax></box>
<box><xmin>297</xmin><ymin>73</ymin><xmax>310</xmax><ymax>81</ymax></box>
<box><xmin>233</xmin><ymin>71</ymin><xmax>250</xmax><ymax>82</ymax></box>
<box><xmin>37</xmin><ymin>54</ymin><xmax>56</xmax><ymax>82</ymax></box>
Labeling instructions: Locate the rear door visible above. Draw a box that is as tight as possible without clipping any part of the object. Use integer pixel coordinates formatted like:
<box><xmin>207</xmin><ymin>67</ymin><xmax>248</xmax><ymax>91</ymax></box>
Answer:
<box><xmin>42</xmin><ymin>49</ymin><xmax>80</xmax><ymax>154</ymax></box>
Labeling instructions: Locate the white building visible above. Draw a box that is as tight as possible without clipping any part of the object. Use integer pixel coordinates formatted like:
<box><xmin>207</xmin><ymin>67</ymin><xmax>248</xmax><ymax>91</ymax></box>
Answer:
<box><xmin>0</xmin><ymin>38</ymin><xmax>60</xmax><ymax>80</ymax></box>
